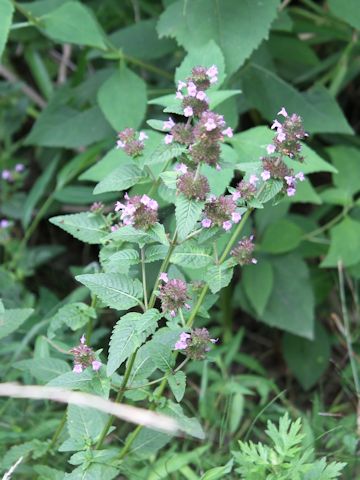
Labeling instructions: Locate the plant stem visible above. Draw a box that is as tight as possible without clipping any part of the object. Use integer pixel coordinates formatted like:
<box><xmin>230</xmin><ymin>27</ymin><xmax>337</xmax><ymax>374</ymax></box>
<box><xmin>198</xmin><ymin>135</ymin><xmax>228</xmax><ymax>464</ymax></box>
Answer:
<box><xmin>48</xmin><ymin>411</ymin><xmax>67</xmax><ymax>451</ymax></box>
<box><xmin>140</xmin><ymin>248</ymin><xmax>148</xmax><ymax>310</ymax></box>
<box><xmin>302</xmin><ymin>208</ymin><xmax>349</xmax><ymax>241</ymax></box>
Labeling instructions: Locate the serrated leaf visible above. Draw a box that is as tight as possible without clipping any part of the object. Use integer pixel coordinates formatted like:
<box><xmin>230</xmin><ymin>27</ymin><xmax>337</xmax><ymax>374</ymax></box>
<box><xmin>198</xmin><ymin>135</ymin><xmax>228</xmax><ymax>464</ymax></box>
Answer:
<box><xmin>103</xmin><ymin>225</ymin><xmax>152</xmax><ymax>245</ymax></box>
<box><xmin>67</xmin><ymin>405</ymin><xmax>108</xmax><ymax>442</ymax></box>
<box><xmin>175</xmin><ymin>196</ymin><xmax>203</xmax><ymax>241</ymax></box>
<box><xmin>145</xmin><ymin>244</ymin><xmax>168</xmax><ymax>263</ymax></box>
<box><xmin>206</xmin><ymin>263</ymin><xmax>234</xmax><ymax>294</ymax></box>
<box><xmin>50</xmin><ymin>212</ymin><xmax>107</xmax><ymax>244</ymax></box>
<box><xmin>147</xmin><ymin>223</ymin><xmax>170</xmax><ymax>246</ymax></box>
<box><xmin>147</xmin><ymin>342</ymin><xmax>174</xmax><ymax>373</ymax></box>
<box><xmin>141</xmin><ymin>142</ymin><xmax>186</xmax><ymax>166</ymax></box>
<box><xmin>0</xmin><ymin>307</ymin><xmax>34</xmax><ymax>340</ymax></box>
<box><xmin>168</xmin><ymin>371</ymin><xmax>186</xmax><ymax>402</ymax></box>
<box><xmin>107</xmin><ymin>309</ymin><xmax>161</xmax><ymax>376</ymax></box>
<box><xmin>14</xmin><ymin>358</ymin><xmax>70</xmax><ymax>383</ymax></box>
<box><xmin>101</xmin><ymin>248</ymin><xmax>140</xmax><ymax>273</ymax></box>
<box><xmin>48</xmin><ymin>302</ymin><xmax>96</xmax><ymax>338</ymax></box>
<box><xmin>162</xmin><ymin>401</ymin><xmax>204</xmax><ymax>439</ymax></box>
<box><xmin>256</xmin><ymin>179</ymin><xmax>284</xmax><ymax>204</ymax></box>
<box><xmin>47</xmin><ymin>369</ymin><xmax>93</xmax><ymax>389</ymax></box>
<box><xmin>171</xmin><ymin>242</ymin><xmax>212</xmax><ymax>268</ymax></box>
<box><xmin>260</xmin><ymin>219</ymin><xmax>304</xmax><ymax>254</ymax></box>
<box><xmin>93</xmin><ymin>164</ymin><xmax>144</xmax><ymax>194</ymax></box>
<box><xmin>75</xmin><ymin>273</ymin><xmax>143</xmax><ymax>310</ymax></box>
<box><xmin>159</xmin><ymin>170</ymin><xmax>178</xmax><ymax>189</ymax></box>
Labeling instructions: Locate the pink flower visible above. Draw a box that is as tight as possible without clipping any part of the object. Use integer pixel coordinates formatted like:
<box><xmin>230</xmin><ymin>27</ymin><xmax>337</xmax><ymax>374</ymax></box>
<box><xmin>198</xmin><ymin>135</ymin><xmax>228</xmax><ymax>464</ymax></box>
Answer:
<box><xmin>175</xmin><ymin>91</ymin><xmax>184</xmax><ymax>100</ymax></box>
<box><xmin>73</xmin><ymin>364</ymin><xmax>83</xmax><ymax>374</ymax></box>
<box><xmin>205</xmin><ymin>118</ymin><xmax>217</xmax><ymax>131</ymax></box>
<box><xmin>175</xmin><ymin>163</ymin><xmax>188</xmax><ymax>174</ymax></box>
<box><xmin>15</xmin><ymin>163</ymin><xmax>25</xmax><ymax>172</ymax></box>
<box><xmin>92</xmin><ymin>360</ymin><xmax>102</xmax><ymax>371</ymax></box>
<box><xmin>295</xmin><ymin>172</ymin><xmax>305</xmax><ymax>181</ymax></box>
<box><xmin>187</xmin><ymin>82</ymin><xmax>197</xmax><ymax>97</ymax></box>
<box><xmin>111</xmin><ymin>225</ymin><xmax>120</xmax><ymax>232</ymax></box>
<box><xmin>0</xmin><ymin>219</ymin><xmax>9</xmax><ymax>228</ymax></box>
<box><xmin>271</xmin><ymin>119</ymin><xmax>282</xmax><ymax>130</ymax></box>
<box><xmin>116</xmin><ymin>140</ymin><xmax>125</xmax><ymax>149</ymax></box>
<box><xmin>114</xmin><ymin>201</ymin><xmax>125</xmax><ymax>212</ymax></box>
<box><xmin>261</xmin><ymin>170</ymin><xmax>271</xmax><ymax>181</ymax></box>
<box><xmin>174</xmin><ymin>332</ymin><xmax>191</xmax><ymax>350</ymax></box>
<box><xmin>249</xmin><ymin>174</ymin><xmax>259</xmax><ymax>186</ymax></box>
<box><xmin>177</xmin><ymin>80</ymin><xmax>186</xmax><ymax>90</ymax></box>
<box><xmin>232</xmin><ymin>191</ymin><xmax>241</xmax><ymax>201</ymax></box>
<box><xmin>284</xmin><ymin>175</ymin><xmax>295</xmax><ymax>186</ymax></box>
<box><xmin>148</xmin><ymin>199</ymin><xmax>158</xmax><ymax>210</ymax></box>
<box><xmin>1</xmin><ymin>170</ymin><xmax>12</xmax><ymax>181</ymax></box>
<box><xmin>278</xmin><ymin>107</ymin><xmax>288</xmax><ymax>117</ymax></box>
<box><xmin>216</xmin><ymin>164</ymin><xmax>221</xmax><ymax>171</ymax></box>
<box><xmin>222</xmin><ymin>127</ymin><xmax>233</xmax><ymax>138</ymax></box>
<box><xmin>251</xmin><ymin>258</ymin><xmax>258</xmax><ymax>264</ymax></box>
<box><xmin>163</xmin><ymin>117</ymin><xmax>175</xmax><ymax>130</ymax></box>
<box><xmin>277</xmin><ymin>131</ymin><xmax>286</xmax><ymax>142</ymax></box>
<box><xmin>165</xmin><ymin>134</ymin><xmax>173</xmax><ymax>144</ymax></box>
<box><xmin>170</xmin><ymin>310</ymin><xmax>177</xmax><ymax>317</ymax></box>
<box><xmin>267</xmin><ymin>144</ymin><xmax>276</xmax><ymax>154</ymax></box>
<box><xmin>80</xmin><ymin>334</ymin><xmax>86</xmax><ymax>344</ymax></box>
<box><xmin>138</xmin><ymin>132</ymin><xmax>148</xmax><ymax>141</ymax></box>
<box><xmin>159</xmin><ymin>272</ymin><xmax>169</xmax><ymax>283</ymax></box>
<box><xmin>287</xmin><ymin>187</ymin><xmax>296</xmax><ymax>197</ymax></box>
<box><xmin>223</xmin><ymin>220</ymin><xmax>232</xmax><ymax>231</ymax></box>
<box><xmin>140</xmin><ymin>194</ymin><xmax>151</xmax><ymax>206</ymax></box>
<box><xmin>202</xmin><ymin>218</ymin><xmax>212</xmax><ymax>228</ymax></box>
<box><xmin>184</xmin><ymin>106</ymin><xmax>193</xmax><ymax>117</ymax></box>
<box><xmin>196</xmin><ymin>91</ymin><xmax>207</xmax><ymax>101</ymax></box>
<box><xmin>207</xmin><ymin>65</ymin><xmax>218</xmax><ymax>77</ymax></box>
<box><xmin>231</xmin><ymin>212</ymin><xmax>241</xmax><ymax>223</ymax></box>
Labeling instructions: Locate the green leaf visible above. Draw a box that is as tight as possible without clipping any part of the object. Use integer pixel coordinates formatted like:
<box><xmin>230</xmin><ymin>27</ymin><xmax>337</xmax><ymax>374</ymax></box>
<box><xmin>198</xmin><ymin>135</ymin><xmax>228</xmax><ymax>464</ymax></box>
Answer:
<box><xmin>103</xmin><ymin>225</ymin><xmax>151</xmax><ymax>245</ymax></box>
<box><xmin>175</xmin><ymin>196</ymin><xmax>203</xmax><ymax>241</ymax></box>
<box><xmin>241</xmin><ymin>65</ymin><xmax>353</xmax><ymax>134</ymax></box>
<box><xmin>282</xmin><ymin>322</ymin><xmax>331</xmax><ymax>390</ymax></box>
<box><xmin>93</xmin><ymin>164</ymin><xmax>144</xmax><ymax>194</ymax></box>
<box><xmin>231</xmin><ymin>126</ymin><xmax>337</xmax><ymax>174</ymax></box>
<box><xmin>101</xmin><ymin>248</ymin><xmax>140</xmax><ymax>274</ymax></box>
<box><xmin>141</xmin><ymin>141</ymin><xmax>186</xmax><ymax>167</ymax></box>
<box><xmin>260</xmin><ymin>219</ymin><xmax>304</xmax><ymax>254</ymax></box>
<box><xmin>49</xmin><ymin>212</ymin><xmax>107</xmax><ymax>244</ymax></box>
<box><xmin>261</xmin><ymin>254</ymin><xmax>314</xmax><ymax>339</ymax></box>
<box><xmin>256</xmin><ymin>179</ymin><xmax>284</xmax><ymax>204</ymax></box>
<box><xmin>168</xmin><ymin>371</ymin><xmax>186</xmax><ymax>402</ymax></box>
<box><xmin>48</xmin><ymin>302</ymin><xmax>96</xmax><ymax>338</ymax></box>
<box><xmin>157</xmin><ymin>0</ymin><xmax>279</xmax><ymax>75</ymax></box>
<box><xmin>14</xmin><ymin>358</ymin><xmax>70</xmax><ymax>383</ymax></box>
<box><xmin>0</xmin><ymin>307</ymin><xmax>34</xmax><ymax>340</ymax></box>
<box><xmin>327</xmin><ymin>146</ymin><xmax>360</xmax><ymax>197</ymax></box>
<box><xmin>321</xmin><ymin>216</ymin><xmax>360</xmax><ymax>268</ymax></box>
<box><xmin>129</xmin><ymin>428</ymin><xmax>171</xmax><ymax>458</ymax></box>
<box><xmin>148</xmin><ymin>446</ymin><xmax>209</xmax><ymax>480</ymax></box>
<box><xmin>206</xmin><ymin>262</ymin><xmax>234</xmax><ymax>294</ymax></box>
<box><xmin>42</xmin><ymin>1</ymin><xmax>106</xmax><ymax>49</ymax></box>
<box><xmin>171</xmin><ymin>242</ymin><xmax>212</xmax><ymax>268</ymax></box>
<box><xmin>47</xmin><ymin>369</ymin><xmax>93</xmax><ymax>389</ymax></box>
<box><xmin>0</xmin><ymin>0</ymin><xmax>14</xmax><ymax>60</ymax></box>
<box><xmin>243</xmin><ymin>260</ymin><xmax>274</xmax><ymax>316</ymax></box>
<box><xmin>67</xmin><ymin>405</ymin><xmax>108</xmax><ymax>442</ymax></box>
<box><xmin>22</xmin><ymin>157</ymin><xmax>60</xmax><ymax>228</ymax></box>
<box><xmin>80</xmin><ymin>147</ymin><xmax>133</xmax><ymax>182</ymax></box>
<box><xmin>328</xmin><ymin>0</ymin><xmax>360</xmax><ymax>30</ymax></box>
<box><xmin>145</xmin><ymin>244</ymin><xmax>167</xmax><ymax>263</ymax></box>
<box><xmin>107</xmin><ymin>309</ymin><xmax>161</xmax><ymax>376</ymax></box>
<box><xmin>175</xmin><ymin>40</ymin><xmax>226</xmax><ymax>86</ymax></box>
<box><xmin>162</xmin><ymin>401</ymin><xmax>205</xmax><ymax>439</ymax></box>
<box><xmin>75</xmin><ymin>273</ymin><xmax>143</xmax><ymax>310</ymax></box>
<box><xmin>147</xmin><ymin>342</ymin><xmax>174</xmax><ymax>373</ymax></box>
<box><xmin>97</xmin><ymin>65</ymin><xmax>147</xmax><ymax>131</ymax></box>
<box><xmin>201</xmin><ymin>460</ymin><xmax>234</xmax><ymax>480</ymax></box>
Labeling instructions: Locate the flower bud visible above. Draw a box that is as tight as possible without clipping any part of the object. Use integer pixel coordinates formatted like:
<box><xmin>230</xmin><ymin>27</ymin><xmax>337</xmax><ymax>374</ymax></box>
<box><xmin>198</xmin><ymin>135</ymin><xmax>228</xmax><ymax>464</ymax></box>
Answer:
<box><xmin>174</xmin><ymin>328</ymin><xmax>217</xmax><ymax>360</ymax></box>
<box><xmin>231</xmin><ymin>236</ymin><xmax>257</xmax><ymax>266</ymax></box>
<box><xmin>70</xmin><ymin>335</ymin><xmax>101</xmax><ymax>373</ymax></box>
<box><xmin>177</xmin><ymin>171</ymin><xmax>210</xmax><ymax>201</ymax></box>
<box><xmin>158</xmin><ymin>277</ymin><xmax>190</xmax><ymax>316</ymax></box>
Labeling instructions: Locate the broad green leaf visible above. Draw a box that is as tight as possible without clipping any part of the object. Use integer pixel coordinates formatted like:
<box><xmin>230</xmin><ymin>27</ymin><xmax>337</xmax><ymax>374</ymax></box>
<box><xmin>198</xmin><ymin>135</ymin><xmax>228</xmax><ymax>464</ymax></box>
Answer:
<box><xmin>107</xmin><ymin>309</ymin><xmax>161</xmax><ymax>376</ymax></box>
<box><xmin>260</xmin><ymin>219</ymin><xmax>304</xmax><ymax>254</ymax></box>
<box><xmin>157</xmin><ymin>0</ymin><xmax>279</xmax><ymax>75</ymax></box>
<box><xmin>42</xmin><ymin>1</ymin><xmax>106</xmax><ymax>49</ymax></box>
<box><xmin>321</xmin><ymin>216</ymin><xmax>360</xmax><ymax>268</ymax></box>
<box><xmin>175</xmin><ymin>40</ymin><xmax>226</xmax><ymax>86</ymax></box>
<box><xmin>206</xmin><ymin>262</ymin><xmax>234</xmax><ymax>294</ymax></box>
<box><xmin>0</xmin><ymin>0</ymin><xmax>14</xmax><ymax>60</ymax></box>
<box><xmin>159</xmin><ymin>170</ymin><xmax>178</xmax><ymax>189</ymax></box>
<box><xmin>256</xmin><ymin>179</ymin><xmax>284</xmax><ymax>204</ymax></box>
<box><xmin>34</xmin><ymin>465</ymin><xmax>64</xmax><ymax>480</ymax></box>
<box><xmin>49</xmin><ymin>212</ymin><xmax>107</xmax><ymax>244</ymax></box>
<box><xmin>201</xmin><ymin>460</ymin><xmax>234</xmax><ymax>479</ymax></box>
<box><xmin>141</xmin><ymin>142</ymin><xmax>186</xmax><ymax>167</ymax></box>
<box><xmin>25</xmin><ymin>105</ymin><xmax>112</xmax><ymax>148</ymax></box>
<box><xmin>75</xmin><ymin>273</ymin><xmax>143</xmax><ymax>310</ymax></box>
<box><xmin>320</xmin><ymin>187</ymin><xmax>352</xmax><ymax>207</ymax></box>
<box><xmin>97</xmin><ymin>66</ymin><xmax>147</xmax><ymax>131</ymax></box>
<box><xmin>103</xmin><ymin>225</ymin><xmax>151</xmax><ymax>245</ymax></box>
<box><xmin>171</xmin><ymin>242</ymin><xmax>212</xmax><ymax>268</ymax></box>
<box><xmin>2</xmin><ymin>440</ymin><xmax>48</xmax><ymax>470</ymax></box>
<box><xmin>80</xmin><ymin>147</ymin><xmax>133</xmax><ymax>182</ymax></box>
<box><xmin>148</xmin><ymin>446</ymin><xmax>208</xmax><ymax>480</ymax></box>
<box><xmin>22</xmin><ymin>157</ymin><xmax>60</xmax><ymax>228</ymax></box>
<box><xmin>231</xmin><ymin>126</ymin><xmax>337</xmax><ymax>174</ymax></box>
<box><xmin>101</xmin><ymin>248</ymin><xmax>140</xmax><ymax>274</ymax></box>
<box><xmin>168</xmin><ymin>371</ymin><xmax>186</xmax><ymax>402</ymax></box>
<box><xmin>147</xmin><ymin>342</ymin><xmax>174</xmax><ymax>373</ymax></box>
<box><xmin>243</xmin><ymin>260</ymin><xmax>274</xmax><ymax>316</ymax></box>
<box><xmin>327</xmin><ymin>146</ymin><xmax>360</xmax><ymax>197</ymax></box>
<box><xmin>48</xmin><ymin>302</ymin><xmax>96</xmax><ymax>338</ymax></box>
<box><xmin>0</xmin><ymin>307</ymin><xmax>34</xmax><ymax>340</ymax></box>
<box><xmin>93</xmin><ymin>164</ymin><xmax>144</xmax><ymax>194</ymax></box>
<box><xmin>262</xmin><ymin>254</ymin><xmax>314</xmax><ymax>339</ymax></box>
<box><xmin>144</xmin><ymin>244</ymin><xmax>167</xmax><ymax>263</ymax></box>
<box><xmin>162</xmin><ymin>401</ymin><xmax>205</xmax><ymax>439</ymax></box>
<box><xmin>288</xmin><ymin>179</ymin><xmax>322</xmax><ymax>205</ymax></box>
<box><xmin>175</xmin><ymin>196</ymin><xmax>203</xmax><ymax>241</ymax></box>
<box><xmin>328</xmin><ymin>0</ymin><xmax>360</xmax><ymax>30</ymax></box>
<box><xmin>14</xmin><ymin>358</ymin><xmax>70</xmax><ymax>383</ymax></box>
<box><xmin>67</xmin><ymin>405</ymin><xmax>108</xmax><ymax>442</ymax></box>
<box><xmin>47</xmin><ymin>369</ymin><xmax>93</xmax><ymax>389</ymax></box>
<box><xmin>241</xmin><ymin>65</ymin><xmax>353</xmax><ymax>134</ymax></box>
<box><xmin>282</xmin><ymin>322</ymin><xmax>331</xmax><ymax>390</ymax></box>
<box><xmin>129</xmin><ymin>428</ymin><xmax>171</xmax><ymax>458</ymax></box>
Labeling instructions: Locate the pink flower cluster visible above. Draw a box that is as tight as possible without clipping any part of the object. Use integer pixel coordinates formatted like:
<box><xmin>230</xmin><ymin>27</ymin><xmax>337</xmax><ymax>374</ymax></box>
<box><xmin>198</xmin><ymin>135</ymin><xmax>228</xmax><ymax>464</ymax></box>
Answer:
<box><xmin>158</xmin><ymin>273</ymin><xmax>190</xmax><ymax>317</ymax></box>
<box><xmin>70</xmin><ymin>335</ymin><xmax>101</xmax><ymax>374</ymax></box>
<box><xmin>116</xmin><ymin>128</ymin><xmax>148</xmax><ymax>157</ymax></box>
<box><xmin>114</xmin><ymin>193</ymin><xmax>158</xmax><ymax>230</ymax></box>
<box><xmin>231</xmin><ymin>236</ymin><xmax>257</xmax><ymax>266</ymax></box>
<box><xmin>176</xmin><ymin>170</ymin><xmax>210</xmax><ymax>201</ymax></box>
<box><xmin>202</xmin><ymin>194</ymin><xmax>241</xmax><ymax>231</ymax></box>
<box><xmin>174</xmin><ymin>328</ymin><xmax>217</xmax><ymax>360</ymax></box>
<box><xmin>1</xmin><ymin>164</ymin><xmax>25</xmax><ymax>182</ymax></box>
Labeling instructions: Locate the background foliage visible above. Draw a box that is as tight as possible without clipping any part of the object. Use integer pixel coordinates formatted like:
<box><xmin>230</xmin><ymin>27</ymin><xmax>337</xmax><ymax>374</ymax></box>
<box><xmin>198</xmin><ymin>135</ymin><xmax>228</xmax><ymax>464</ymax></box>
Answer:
<box><xmin>0</xmin><ymin>0</ymin><xmax>359</xmax><ymax>478</ymax></box>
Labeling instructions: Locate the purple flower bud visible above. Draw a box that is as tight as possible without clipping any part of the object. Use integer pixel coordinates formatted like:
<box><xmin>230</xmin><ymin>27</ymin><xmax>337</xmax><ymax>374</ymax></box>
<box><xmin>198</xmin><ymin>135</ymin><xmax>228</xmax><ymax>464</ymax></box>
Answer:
<box><xmin>175</xmin><ymin>328</ymin><xmax>216</xmax><ymax>360</ymax></box>
<box><xmin>92</xmin><ymin>360</ymin><xmax>102</xmax><ymax>371</ymax></box>
<box><xmin>231</xmin><ymin>236</ymin><xmax>257</xmax><ymax>266</ymax></box>
<box><xmin>175</xmin><ymin>163</ymin><xmax>188</xmax><ymax>174</ymax></box>
<box><xmin>116</xmin><ymin>128</ymin><xmax>146</xmax><ymax>157</ymax></box>
<box><xmin>222</xmin><ymin>127</ymin><xmax>233</xmax><ymax>138</ymax></box>
<box><xmin>287</xmin><ymin>187</ymin><xmax>296</xmax><ymax>197</ymax></box>
<box><xmin>177</xmin><ymin>171</ymin><xmax>210</xmax><ymax>201</ymax></box>
<box><xmin>158</xmin><ymin>278</ymin><xmax>190</xmax><ymax>316</ymax></box>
